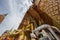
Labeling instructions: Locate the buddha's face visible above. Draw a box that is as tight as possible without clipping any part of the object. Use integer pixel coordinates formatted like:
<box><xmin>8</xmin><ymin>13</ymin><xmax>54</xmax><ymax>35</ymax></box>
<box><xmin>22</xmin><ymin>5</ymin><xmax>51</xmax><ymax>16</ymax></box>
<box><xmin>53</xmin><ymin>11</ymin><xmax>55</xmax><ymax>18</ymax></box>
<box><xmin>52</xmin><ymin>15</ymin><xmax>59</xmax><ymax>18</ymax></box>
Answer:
<box><xmin>23</xmin><ymin>19</ymin><xmax>30</xmax><ymax>26</ymax></box>
<box><xmin>23</xmin><ymin>20</ymin><xmax>27</xmax><ymax>26</ymax></box>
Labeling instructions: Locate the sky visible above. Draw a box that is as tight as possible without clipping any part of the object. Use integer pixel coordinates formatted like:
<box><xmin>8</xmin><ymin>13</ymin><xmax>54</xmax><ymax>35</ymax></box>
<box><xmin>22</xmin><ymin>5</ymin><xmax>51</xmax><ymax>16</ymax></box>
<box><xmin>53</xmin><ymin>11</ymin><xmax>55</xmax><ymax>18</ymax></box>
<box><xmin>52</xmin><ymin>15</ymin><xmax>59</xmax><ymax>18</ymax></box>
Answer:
<box><xmin>0</xmin><ymin>0</ymin><xmax>9</xmax><ymax>14</ymax></box>
<box><xmin>0</xmin><ymin>0</ymin><xmax>33</xmax><ymax>35</ymax></box>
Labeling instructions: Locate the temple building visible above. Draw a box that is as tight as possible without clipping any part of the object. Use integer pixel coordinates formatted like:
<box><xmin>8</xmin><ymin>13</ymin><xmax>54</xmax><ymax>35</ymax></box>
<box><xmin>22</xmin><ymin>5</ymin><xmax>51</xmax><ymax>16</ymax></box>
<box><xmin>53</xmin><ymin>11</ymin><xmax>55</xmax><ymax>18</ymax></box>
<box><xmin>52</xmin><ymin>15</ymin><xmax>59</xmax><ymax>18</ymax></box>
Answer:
<box><xmin>0</xmin><ymin>0</ymin><xmax>60</xmax><ymax>40</ymax></box>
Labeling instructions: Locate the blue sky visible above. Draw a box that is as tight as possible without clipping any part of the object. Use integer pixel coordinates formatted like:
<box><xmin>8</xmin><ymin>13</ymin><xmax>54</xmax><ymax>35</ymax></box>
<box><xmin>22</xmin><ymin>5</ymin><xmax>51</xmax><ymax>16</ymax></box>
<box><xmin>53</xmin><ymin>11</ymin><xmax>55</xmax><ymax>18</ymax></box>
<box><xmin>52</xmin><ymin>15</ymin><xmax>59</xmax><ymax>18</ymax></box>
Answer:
<box><xmin>0</xmin><ymin>0</ymin><xmax>33</xmax><ymax>35</ymax></box>
<box><xmin>0</xmin><ymin>0</ymin><xmax>9</xmax><ymax>14</ymax></box>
